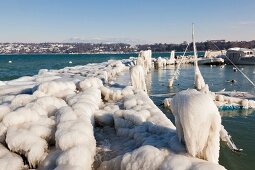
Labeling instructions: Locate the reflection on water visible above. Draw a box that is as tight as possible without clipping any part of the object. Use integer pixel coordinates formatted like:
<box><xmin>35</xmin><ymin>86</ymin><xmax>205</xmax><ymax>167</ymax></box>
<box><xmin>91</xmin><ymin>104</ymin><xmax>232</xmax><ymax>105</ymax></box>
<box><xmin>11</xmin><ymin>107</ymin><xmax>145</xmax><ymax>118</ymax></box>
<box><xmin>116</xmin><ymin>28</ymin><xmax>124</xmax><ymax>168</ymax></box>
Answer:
<box><xmin>220</xmin><ymin>109</ymin><xmax>255</xmax><ymax>117</ymax></box>
<box><xmin>147</xmin><ymin>64</ymin><xmax>255</xmax><ymax>170</ymax></box>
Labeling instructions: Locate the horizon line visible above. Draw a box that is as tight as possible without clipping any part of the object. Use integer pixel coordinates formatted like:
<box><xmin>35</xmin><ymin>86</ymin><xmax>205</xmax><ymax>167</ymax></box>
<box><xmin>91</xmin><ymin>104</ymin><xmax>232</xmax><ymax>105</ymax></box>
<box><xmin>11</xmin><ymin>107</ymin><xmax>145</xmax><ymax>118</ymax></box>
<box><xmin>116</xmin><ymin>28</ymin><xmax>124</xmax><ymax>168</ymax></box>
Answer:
<box><xmin>0</xmin><ymin>39</ymin><xmax>255</xmax><ymax>45</ymax></box>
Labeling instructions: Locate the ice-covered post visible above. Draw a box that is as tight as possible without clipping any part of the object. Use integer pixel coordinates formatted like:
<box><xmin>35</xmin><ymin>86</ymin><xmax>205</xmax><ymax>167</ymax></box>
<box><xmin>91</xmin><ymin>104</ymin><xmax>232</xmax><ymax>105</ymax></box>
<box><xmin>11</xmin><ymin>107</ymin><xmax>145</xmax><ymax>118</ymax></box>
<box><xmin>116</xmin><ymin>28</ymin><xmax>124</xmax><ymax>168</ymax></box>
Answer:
<box><xmin>170</xmin><ymin>89</ymin><xmax>221</xmax><ymax>164</ymax></box>
<box><xmin>137</xmin><ymin>50</ymin><xmax>152</xmax><ymax>74</ymax></box>
<box><xmin>192</xmin><ymin>23</ymin><xmax>208</xmax><ymax>92</ymax></box>
<box><xmin>130</xmin><ymin>65</ymin><xmax>147</xmax><ymax>92</ymax></box>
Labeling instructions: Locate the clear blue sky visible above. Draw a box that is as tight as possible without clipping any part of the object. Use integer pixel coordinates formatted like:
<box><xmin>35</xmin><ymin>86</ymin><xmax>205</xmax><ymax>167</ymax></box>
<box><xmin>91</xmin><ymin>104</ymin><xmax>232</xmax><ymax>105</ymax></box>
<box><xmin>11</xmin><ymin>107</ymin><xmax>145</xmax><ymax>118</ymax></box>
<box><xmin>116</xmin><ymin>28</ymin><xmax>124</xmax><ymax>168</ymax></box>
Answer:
<box><xmin>0</xmin><ymin>0</ymin><xmax>254</xmax><ymax>43</ymax></box>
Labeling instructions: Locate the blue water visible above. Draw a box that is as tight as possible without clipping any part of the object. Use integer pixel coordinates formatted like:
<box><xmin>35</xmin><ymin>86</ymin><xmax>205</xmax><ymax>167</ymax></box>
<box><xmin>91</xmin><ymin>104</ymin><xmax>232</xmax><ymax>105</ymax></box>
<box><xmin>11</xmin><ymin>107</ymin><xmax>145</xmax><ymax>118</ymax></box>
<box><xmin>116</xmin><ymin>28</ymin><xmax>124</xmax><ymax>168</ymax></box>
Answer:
<box><xmin>1</xmin><ymin>53</ymin><xmax>253</xmax><ymax>169</ymax></box>
<box><xmin>0</xmin><ymin>54</ymin><xmax>133</xmax><ymax>80</ymax></box>
<box><xmin>0</xmin><ymin>52</ymin><xmax>204</xmax><ymax>81</ymax></box>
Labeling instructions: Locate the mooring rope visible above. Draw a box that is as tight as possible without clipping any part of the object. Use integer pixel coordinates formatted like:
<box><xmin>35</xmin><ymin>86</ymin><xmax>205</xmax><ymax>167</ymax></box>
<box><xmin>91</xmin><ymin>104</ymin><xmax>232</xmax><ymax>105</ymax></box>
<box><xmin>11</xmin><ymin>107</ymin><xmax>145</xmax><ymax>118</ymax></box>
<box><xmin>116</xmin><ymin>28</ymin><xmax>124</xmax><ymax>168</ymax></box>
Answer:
<box><xmin>169</xmin><ymin>43</ymin><xmax>190</xmax><ymax>85</ymax></box>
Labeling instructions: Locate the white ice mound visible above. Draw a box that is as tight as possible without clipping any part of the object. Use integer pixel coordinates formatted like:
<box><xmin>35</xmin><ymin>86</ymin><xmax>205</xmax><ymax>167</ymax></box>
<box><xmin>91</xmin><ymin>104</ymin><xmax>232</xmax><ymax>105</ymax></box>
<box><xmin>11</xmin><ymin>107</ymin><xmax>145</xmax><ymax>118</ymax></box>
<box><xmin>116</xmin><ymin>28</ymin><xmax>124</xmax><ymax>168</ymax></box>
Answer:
<box><xmin>10</xmin><ymin>94</ymin><xmax>36</xmax><ymax>110</ymax></box>
<box><xmin>77</xmin><ymin>77</ymin><xmax>103</xmax><ymax>91</ymax></box>
<box><xmin>121</xmin><ymin>145</ymin><xmax>166</xmax><ymax>170</ymax></box>
<box><xmin>6</xmin><ymin>127</ymin><xmax>48</xmax><ymax>168</ymax></box>
<box><xmin>0</xmin><ymin>105</ymin><xmax>11</xmax><ymax>121</ymax></box>
<box><xmin>0</xmin><ymin>96</ymin><xmax>66</xmax><ymax>168</ymax></box>
<box><xmin>34</xmin><ymin>81</ymin><xmax>76</xmax><ymax>98</ymax></box>
<box><xmin>159</xmin><ymin>154</ymin><xmax>226</xmax><ymax>170</ymax></box>
<box><xmin>54</xmin><ymin>87</ymin><xmax>101</xmax><ymax>170</ymax></box>
<box><xmin>100</xmin><ymin>85</ymin><xmax>134</xmax><ymax>102</ymax></box>
<box><xmin>154</xmin><ymin>57</ymin><xmax>167</xmax><ymax>69</ymax></box>
<box><xmin>0</xmin><ymin>143</ymin><xmax>24</xmax><ymax>170</ymax></box>
<box><xmin>130</xmin><ymin>65</ymin><xmax>147</xmax><ymax>92</ymax></box>
<box><xmin>95</xmin><ymin>104</ymin><xmax>119</xmax><ymax>126</ymax></box>
<box><xmin>171</xmin><ymin>89</ymin><xmax>221</xmax><ymax>163</ymax></box>
<box><xmin>137</xmin><ymin>50</ymin><xmax>152</xmax><ymax>74</ymax></box>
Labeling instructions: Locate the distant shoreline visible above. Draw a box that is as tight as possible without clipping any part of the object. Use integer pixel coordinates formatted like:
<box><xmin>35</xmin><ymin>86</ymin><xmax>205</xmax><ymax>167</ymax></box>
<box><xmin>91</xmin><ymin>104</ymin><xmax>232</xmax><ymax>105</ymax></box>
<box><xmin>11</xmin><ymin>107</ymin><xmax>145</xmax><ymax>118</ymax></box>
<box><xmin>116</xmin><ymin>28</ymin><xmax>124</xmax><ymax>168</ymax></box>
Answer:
<box><xmin>0</xmin><ymin>51</ymin><xmax>205</xmax><ymax>55</ymax></box>
<box><xmin>0</xmin><ymin>52</ymin><xmax>137</xmax><ymax>55</ymax></box>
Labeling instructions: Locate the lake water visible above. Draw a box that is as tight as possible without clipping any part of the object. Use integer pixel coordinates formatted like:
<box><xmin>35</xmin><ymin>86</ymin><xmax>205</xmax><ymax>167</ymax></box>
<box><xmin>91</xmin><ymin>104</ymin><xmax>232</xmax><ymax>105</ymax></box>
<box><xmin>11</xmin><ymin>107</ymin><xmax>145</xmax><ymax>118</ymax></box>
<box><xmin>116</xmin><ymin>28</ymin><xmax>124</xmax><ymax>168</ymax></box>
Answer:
<box><xmin>148</xmin><ymin>64</ymin><xmax>255</xmax><ymax>170</ymax></box>
<box><xmin>0</xmin><ymin>53</ymin><xmax>254</xmax><ymax>169</ymax></box>
<box><xmin>0</xmin><ymin>52</ymin><xmax>204</xmax><ymax>81</ymax></box>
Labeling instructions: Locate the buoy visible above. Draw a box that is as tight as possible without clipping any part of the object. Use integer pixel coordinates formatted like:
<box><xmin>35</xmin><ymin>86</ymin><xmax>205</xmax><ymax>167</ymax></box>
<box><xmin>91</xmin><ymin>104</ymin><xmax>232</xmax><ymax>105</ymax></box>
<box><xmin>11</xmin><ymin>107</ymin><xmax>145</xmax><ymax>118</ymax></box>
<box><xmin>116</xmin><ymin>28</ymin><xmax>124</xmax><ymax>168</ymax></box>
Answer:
<box><xmin>8</xmin><ymin>60</ymin><xmax>12</xmax><ymax>63</ymax></box>
<box><xmin>230</xmin><ymin>79</ymin><xmax>237</xmax><ymax>83</ymax></box>
<box><xmin>226</xmin><ymin>79</ymin><xmax>237</xmax><ymax>83</ymax></box>
<box><xmin>69</xmin><ymin>61</ymin><xmax>72</xmax><ymax>64</ymax></box>
<box><xmin>233</xmin><ymin>67</ymin><xmax>237</xmax><ymax>72</ymax></box>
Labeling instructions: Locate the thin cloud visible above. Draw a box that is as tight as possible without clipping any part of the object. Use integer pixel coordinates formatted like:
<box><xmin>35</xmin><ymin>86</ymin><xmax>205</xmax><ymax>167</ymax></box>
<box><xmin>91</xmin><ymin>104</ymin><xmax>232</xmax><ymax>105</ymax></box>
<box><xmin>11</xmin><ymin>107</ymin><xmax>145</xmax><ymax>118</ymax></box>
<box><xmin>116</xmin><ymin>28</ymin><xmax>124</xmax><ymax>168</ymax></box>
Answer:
<box><xmin>239</xmin><ymin>21</ymin><xmax>255</xmax><ymax>25</ymax></box>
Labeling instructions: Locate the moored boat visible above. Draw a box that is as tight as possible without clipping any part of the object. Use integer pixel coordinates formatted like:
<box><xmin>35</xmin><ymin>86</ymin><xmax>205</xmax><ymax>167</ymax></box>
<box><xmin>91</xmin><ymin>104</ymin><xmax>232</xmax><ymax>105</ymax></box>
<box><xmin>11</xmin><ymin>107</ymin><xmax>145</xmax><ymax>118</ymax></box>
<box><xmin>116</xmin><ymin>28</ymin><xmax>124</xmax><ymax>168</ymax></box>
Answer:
<box><xmin>198</xmin><ymin>57</ymin><xmax>224</xmax><ymax>65</ymax></box>
<box><xmin>224</xmin><ymin>47</ymin><xmax>255</xmax><ymax>65</ymax></box>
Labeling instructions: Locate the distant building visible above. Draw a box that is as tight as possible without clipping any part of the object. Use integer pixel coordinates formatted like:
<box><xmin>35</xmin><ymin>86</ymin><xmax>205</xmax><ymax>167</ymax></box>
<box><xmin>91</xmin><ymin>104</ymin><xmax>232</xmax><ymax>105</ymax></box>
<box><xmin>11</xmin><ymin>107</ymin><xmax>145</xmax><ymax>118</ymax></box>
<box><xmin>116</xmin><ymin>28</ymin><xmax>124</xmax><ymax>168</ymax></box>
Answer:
<box><xmin>207</xmin><ymin>40</ymin><xmax>226</xmax><ymax>43</ymax></box>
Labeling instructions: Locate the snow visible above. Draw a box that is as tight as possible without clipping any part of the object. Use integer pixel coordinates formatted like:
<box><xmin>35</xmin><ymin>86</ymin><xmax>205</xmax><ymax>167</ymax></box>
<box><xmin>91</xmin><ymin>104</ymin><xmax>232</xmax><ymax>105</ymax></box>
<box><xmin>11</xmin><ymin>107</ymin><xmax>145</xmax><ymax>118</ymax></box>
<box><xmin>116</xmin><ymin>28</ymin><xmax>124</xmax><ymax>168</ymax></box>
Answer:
<box><xmin>0</xmin><ymin>57</ymin><xmax>228</xmax><ymax>170</ymax></box>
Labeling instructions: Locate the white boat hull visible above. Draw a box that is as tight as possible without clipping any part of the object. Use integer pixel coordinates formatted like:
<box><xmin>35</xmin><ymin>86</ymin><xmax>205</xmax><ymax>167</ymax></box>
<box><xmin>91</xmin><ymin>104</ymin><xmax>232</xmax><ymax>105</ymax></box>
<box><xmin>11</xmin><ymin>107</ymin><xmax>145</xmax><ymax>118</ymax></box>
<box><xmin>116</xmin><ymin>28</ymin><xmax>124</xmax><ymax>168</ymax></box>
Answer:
<box><xmin>198</xmin><ymin>58</ymin><xmax>224</xmax><ymax>65</ymax></box>
<box><xmin>224</xmin><ymin>56</ymin><xmax>255</xmax><ymax>65</ymax></box>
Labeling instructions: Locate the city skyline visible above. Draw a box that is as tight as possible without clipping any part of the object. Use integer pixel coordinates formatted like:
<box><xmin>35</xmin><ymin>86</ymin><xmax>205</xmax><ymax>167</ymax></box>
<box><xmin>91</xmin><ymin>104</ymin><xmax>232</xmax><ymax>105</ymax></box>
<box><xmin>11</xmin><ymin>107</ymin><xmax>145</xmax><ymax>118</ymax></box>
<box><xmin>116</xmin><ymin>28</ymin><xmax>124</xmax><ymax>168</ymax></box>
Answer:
<box><xmin>0</xmin><ymin>0</ymin><xmax>255</xmax><ymax>44</ymax></box>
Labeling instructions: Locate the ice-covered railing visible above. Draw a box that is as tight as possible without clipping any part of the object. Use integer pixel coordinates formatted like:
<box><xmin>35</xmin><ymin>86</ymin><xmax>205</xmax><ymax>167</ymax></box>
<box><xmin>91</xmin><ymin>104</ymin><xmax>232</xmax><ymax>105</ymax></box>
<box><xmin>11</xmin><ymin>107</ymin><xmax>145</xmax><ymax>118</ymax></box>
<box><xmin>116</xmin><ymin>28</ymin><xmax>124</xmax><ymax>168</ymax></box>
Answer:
<box><xmin>97</xmin><ymin>89</ymin><xmax>226</xmax><ymax>170</ymax></box>
<box><xmin>0</xmin><ymin>59</ymin><xmax>131</xmax><ymax>169</ymax></box>
<box><xmin>53</xmin><ymin>87</ymin><xmax>101</xmax><ymax>170</ymax></box>
<box><xmin>0</xmin><ymin>59</ymin><xmax>129</xmax><ymax>96</ymax></box>
<box><xmin>0</xmin><ymin>94</ymin><xmax>67</xmax><ymax>168</ymax></box>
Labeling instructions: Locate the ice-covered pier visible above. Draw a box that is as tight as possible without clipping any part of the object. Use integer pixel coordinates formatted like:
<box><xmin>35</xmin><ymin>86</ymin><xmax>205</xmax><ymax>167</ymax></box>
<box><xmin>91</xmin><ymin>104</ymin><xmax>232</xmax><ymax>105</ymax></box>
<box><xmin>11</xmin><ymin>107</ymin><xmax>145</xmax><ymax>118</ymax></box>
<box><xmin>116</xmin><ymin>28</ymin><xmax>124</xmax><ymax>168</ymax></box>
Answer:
<box><xmin>0</xmin><ymin>54</ymin><xmax>228</xmax><ymax>170</ymax></box>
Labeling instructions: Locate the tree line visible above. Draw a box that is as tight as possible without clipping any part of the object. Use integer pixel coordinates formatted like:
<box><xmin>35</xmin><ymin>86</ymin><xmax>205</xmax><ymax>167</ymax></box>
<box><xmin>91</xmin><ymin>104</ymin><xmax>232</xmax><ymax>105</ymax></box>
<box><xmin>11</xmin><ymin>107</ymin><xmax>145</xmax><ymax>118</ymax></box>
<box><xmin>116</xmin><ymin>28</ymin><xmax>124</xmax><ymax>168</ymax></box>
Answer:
<box><xmin>137</xmin><ymin>40</ymin><xmax>255</xmax><ymax>52</ymax></box>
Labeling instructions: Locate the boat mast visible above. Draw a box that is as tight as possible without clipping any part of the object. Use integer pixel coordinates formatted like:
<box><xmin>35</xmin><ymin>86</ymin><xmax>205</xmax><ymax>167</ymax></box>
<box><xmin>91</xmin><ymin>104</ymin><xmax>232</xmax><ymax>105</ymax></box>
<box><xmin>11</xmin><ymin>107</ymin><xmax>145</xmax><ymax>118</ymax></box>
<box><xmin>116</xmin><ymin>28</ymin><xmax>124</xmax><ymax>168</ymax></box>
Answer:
<box><xmin>192</xmin><ymin>23</ymin><xmax>206</xmax><ymax>90</ymax></box>
<box><xmin>192</xmin><ymin>23</ymin><xmax>198</xmax><ymax>67</ymax></box>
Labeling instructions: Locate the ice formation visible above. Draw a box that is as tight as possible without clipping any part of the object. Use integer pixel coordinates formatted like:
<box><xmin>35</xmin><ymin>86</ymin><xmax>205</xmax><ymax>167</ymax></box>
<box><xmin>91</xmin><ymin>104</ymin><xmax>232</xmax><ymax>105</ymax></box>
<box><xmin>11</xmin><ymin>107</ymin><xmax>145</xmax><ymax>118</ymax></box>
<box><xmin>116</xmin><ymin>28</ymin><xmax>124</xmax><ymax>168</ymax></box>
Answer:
<box><xmin>194</xmin><ymin>63</ymin><xmax>207</xmax><ymax>92</ymax></box>
<box><xmin>97</xmin><ymin>89</ymin><xmax>225</xmax><ymax>170</ymax></box>
<box><xmin>170</xmin><ymin>89</ymin><xmax>221</xmax><ymax>163</ymax></box>
<box><xmin>0</xmin><ymin>58</ymin><xmax>227</xmax><ymax>170</ymax></box>
<box><xmin>166</xmin><ymin>50</ymin><xmax>176</xmax><ymax>65</ymax></box>
<box><xmin>0</xmin><ymin>144</ymin><xmax>24</xmax><ymax>170</ymax></box>
<box><xmin>54</xmin><ymin>87</ymin><xmax>101</xmax><ymax>169</ymax></box>
<box><xmin>130</xmin><ymin>65</ymin><xmax>147</xmax><ymax>92</ymax></box>
<box><xmin>154</xmin><ymin>57</ymin><xmax>167</xmax><ymax>69</ymax></box>
<box><xmin>137</xmin><ymin>50</ymin><xmax>152</xmax><ymax>74</ymax></box>
<box><xmin>168</xmin><ymin>59</ymin><xmax>182</xmax><ymax>87</ymax></box>
<box><xmin>214</xmin><ymin>93</ymin><xmax>255</xmax><ymax>109</ymax></box>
